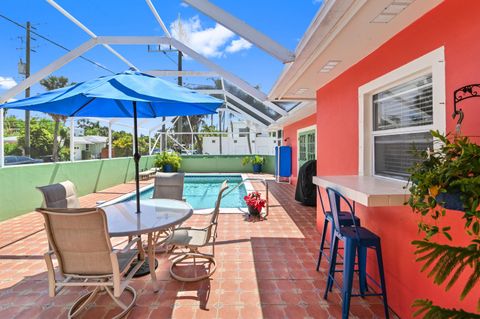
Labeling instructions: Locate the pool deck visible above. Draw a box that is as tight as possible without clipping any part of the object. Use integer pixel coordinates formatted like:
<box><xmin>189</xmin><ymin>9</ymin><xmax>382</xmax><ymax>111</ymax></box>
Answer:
<box><xmin>0</xmin><ymin>174</ymin><xmax>398</xmax><ymax>318</ymax></box>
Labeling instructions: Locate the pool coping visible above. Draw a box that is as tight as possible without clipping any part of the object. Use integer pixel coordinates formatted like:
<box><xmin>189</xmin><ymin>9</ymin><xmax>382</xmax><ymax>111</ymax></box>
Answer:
<box><xmin>98</xmin><ymin>173</ymin><xmax>254</xmax><ymax>215</ymax></box>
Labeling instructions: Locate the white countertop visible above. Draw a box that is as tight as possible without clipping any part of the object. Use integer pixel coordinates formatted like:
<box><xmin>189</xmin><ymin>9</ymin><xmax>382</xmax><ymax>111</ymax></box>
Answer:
<box><xmin>313</xmin><ymin>175</ymin><xmax>410</xmax><ymax>207</ymax></box>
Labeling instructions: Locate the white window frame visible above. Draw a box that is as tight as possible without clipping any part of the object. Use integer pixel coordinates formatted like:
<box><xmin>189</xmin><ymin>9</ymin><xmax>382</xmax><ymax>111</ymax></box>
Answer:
<box><xmin>297</xmin><ymin>124</ymin><xmax>317</xmax><ymax>173</ymax></box>
<box><xmin>358</xmin><ymin>47</ymin><xmax>446</xmax><ymax>179</ymax></box>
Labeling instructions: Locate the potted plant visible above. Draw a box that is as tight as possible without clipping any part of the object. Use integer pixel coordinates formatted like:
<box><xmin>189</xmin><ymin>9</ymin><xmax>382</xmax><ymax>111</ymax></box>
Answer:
<box><xmin>242</xmin><ymin>155</ymin><xmax>265</xmax><ymax>173</ymax></box>
<box><xmin>154</xmin><ymin>151</ymin><xmax>182</xmax><ymax>172</ymax></box>
<box><xmin>244</xmin><ymin>191</ymin><xmax>266</xmax><ymax>217</ymax></box>
<box><xmin>406</xmin><ymin>130</ymin><xmax>480</xmax><ymax>318</ymax></box>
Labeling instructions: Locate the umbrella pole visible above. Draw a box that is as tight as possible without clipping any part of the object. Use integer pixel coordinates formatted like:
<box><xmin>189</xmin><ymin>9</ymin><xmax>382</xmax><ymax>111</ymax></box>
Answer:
<box><xmin>133</xmin><ymin>101</ymin><xmax>141</xmax><ymax>213</ymax></box>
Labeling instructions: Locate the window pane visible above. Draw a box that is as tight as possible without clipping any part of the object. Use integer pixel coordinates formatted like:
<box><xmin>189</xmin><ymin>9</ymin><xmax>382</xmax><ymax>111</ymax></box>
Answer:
<box><xmin>373</xmin><ymin>74</ymin><xmax>433</xmax><ymax>131</ymax></box>
<box><xmin>374</xmin><ymin>132</ymin><xmax>432</xmax><ymax>180</ymax></box>
<box><xmin>299</xmin><ymin>135</ymin><xmax>306</xmax><ymax>160</ymax></box>
<box><xmin>307</xmin><ymin>133</ymin><xmax>315</xmax><ymax>160</ymax></box>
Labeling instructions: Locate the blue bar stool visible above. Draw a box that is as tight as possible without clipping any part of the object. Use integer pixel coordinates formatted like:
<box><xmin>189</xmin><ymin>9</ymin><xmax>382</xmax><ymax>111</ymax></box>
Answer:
<box><xmin>316</xmin><ymin>186</ymin><xmax>361</xmax><ymax>271</ymax></box>
<box><xmin>324</xmin><ymin>187</ymin><xmax>389</xmax><ymax>319</ymax></box>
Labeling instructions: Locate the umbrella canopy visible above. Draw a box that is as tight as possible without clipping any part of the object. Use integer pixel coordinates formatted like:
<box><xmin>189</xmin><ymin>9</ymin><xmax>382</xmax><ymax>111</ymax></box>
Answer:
<box><xmin>1</xmin><ymin>71</ymin><xmax>222</xmax><ymax>117</ymax></box>
<box><xmin>1</xmin><ymin>71</ymin><xmax>224</xmax><ymax>213</ymax></box>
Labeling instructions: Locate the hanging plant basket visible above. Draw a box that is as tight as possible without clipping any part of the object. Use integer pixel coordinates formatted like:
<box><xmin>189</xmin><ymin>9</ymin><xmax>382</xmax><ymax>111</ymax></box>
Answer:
<box><xmin>435</xmin><ymin>190</ymin><xmax>465</xmax><ymax>211</ymax></box>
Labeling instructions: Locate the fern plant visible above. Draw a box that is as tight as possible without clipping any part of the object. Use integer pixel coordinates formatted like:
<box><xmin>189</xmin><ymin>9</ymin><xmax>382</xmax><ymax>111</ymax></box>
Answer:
<box><xmin>407</xmin><ymin>130</ymin><xmax>480</xmax><ymax>318</ymax></box>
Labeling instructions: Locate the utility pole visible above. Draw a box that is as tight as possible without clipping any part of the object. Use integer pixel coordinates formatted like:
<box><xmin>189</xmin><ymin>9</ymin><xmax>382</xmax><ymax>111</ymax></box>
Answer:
<box><xmin>177</xmin><ymin>50</ymin><xmax>183</xmax><ymax>146</ymax></box>
<box><xmin>24</xmin><ymin>21</ymin><xmax>31</xmax><ymax>156</ymax></box>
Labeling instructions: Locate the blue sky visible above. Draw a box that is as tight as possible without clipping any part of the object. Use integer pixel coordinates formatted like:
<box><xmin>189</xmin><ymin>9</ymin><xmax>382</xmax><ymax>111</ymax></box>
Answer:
<box><xmin>0</xmin><ymin>0</ymin><xmax>322</xmax><ymax>130</ymax></box>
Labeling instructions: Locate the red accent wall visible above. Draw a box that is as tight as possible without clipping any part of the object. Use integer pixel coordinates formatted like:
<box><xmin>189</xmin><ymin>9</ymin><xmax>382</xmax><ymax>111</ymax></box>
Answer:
<box><xmin>282</xmin><ymin>113</ymin><xmax>316</xmax><ymax>185</ymax></box>
<box><xmin>314</xmin><ymin>0</ymin><xmax>479</xmax><ymax>317</ymax></box>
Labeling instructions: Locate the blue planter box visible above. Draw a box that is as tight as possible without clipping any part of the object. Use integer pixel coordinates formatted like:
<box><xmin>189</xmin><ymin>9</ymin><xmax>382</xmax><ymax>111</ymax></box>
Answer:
<box><xmin>163</xmin><ymin>164</ymin><xmax>174</xmax><ymax>172</ymax></box>
<box><xmin>252</xmin><ymin>164</ymin><xmax>263</xmax><ymax>173</ymax></box>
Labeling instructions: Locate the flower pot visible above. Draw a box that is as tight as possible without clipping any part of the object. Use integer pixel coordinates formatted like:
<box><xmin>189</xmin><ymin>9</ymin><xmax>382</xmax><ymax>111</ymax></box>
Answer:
<box><xmin>248</xmin><ymin>205</ymin><xmax>261</xmax><ymax>216</ymax></box>
<box><xmin>163</xmin><ymin>164</ymin><xmax>174</xmax><ymax>172</ymax></box>
<box><xmin>436</xmin><ymin>190</ymin><xmax>464</xmax><ymax>211</ymax></box>
<box><xmin>252</xmin><ymin>164</ymin><xmax>262</xmax><ymax>173</ymax></box>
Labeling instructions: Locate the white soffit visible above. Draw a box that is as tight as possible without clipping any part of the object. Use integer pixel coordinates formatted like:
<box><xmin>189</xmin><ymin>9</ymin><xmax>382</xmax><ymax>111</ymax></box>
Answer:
<box><xmin>269</xmin><ymin>0</ymin><xmax>444</xmax><ymax>101</ymax></box>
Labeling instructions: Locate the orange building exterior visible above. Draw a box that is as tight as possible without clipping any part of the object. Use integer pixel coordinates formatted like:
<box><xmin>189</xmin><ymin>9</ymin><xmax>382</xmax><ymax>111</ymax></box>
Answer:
<box><xmin>282</xmin><ymin>0</ymin><xmax>479</xmax><ymax>317</ymax></box>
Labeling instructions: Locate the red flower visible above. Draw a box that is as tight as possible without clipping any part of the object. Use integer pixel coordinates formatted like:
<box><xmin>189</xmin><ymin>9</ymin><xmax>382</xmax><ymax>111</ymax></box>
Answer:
<box><xmin>244</xmin><ymin>191</ymin><xmax>266</xmax><ymax>212</ymax></box>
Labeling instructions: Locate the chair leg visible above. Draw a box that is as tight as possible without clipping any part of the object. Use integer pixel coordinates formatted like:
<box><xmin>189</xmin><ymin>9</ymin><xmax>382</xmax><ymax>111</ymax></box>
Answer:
<box><xmin>316</xmin><ymin>218</ymin><xmax>329</xmax><ymax>271</ymax></box>
<box><xmin>357</xmin><ymin>245</ymin><xmax>367</xmax><ymax>297</ymax></box>
<box><xmin>341</xmin><ymin>239</ymin><xmax>356</xmax><ymax>319</ymax></box>
<box><xmin>69</xmin><ymin>287</ymin><xmax>101</xmax><ymax>318</ymax></box>
<box><xmin>324</xmin><ymin>235</ymin><xmax>338</xmax><ymax>300</ymax></box>
<box><xmin>375</xmin><ymin>242</ymin><xmax>390</xmax><ymax>319</ymax></box>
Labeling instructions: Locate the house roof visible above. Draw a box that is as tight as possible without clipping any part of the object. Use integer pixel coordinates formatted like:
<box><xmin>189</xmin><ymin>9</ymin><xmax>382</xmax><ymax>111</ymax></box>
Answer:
<box><xmin>74</xmin><ymin>135</ymin><xmax>108</xmax><ymax>145</ymax></box>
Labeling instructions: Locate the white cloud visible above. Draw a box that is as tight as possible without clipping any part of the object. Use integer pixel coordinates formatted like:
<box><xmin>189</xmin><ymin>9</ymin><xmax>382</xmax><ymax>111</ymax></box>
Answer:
<box><xmin>170</xmin><ymin>16</ymin><xmax>252</xmax><ymax>58</ymax></box>
<box><xmin>180</xmin><ymin>2</ymin><xmax>188</xmax><ymax>7</ymax></box>
<box><xmin>225</xmin><ymin>38</ymin><xmax>252</xmax><ymax>53</ymax></box>
<box><xmin>0</xmin><ymin>76</ymin><xmax>17</xmax><ymax>90</ymax></box>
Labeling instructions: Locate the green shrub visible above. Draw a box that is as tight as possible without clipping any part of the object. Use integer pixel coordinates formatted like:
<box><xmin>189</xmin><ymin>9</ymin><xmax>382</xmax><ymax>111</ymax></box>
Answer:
<box><xmin>154</xmin><ymin>151</ymin><xmax>182</xmax><ymax>170</ymax></box>
<box><xmin>241</xmin><ymin>155</ymin><xmax>264</xmax><ymax>166</ymax></box>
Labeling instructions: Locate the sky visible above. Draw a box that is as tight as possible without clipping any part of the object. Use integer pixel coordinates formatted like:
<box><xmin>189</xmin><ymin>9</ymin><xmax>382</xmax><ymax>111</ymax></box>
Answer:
<box><xmin>0</xmin><ymin>0</ymin><xmax>323</xmax><ymax>132</ymax></box>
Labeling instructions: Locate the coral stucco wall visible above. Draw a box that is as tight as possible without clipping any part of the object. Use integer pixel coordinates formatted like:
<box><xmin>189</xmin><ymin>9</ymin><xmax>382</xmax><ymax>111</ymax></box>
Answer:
<box><xmin>282</xmin><ymin>114</ymin><xmax>316</xmax><ymax>185</ymax></box>
<box><xmin>314</xmin><ymin>0</ymin><xmax>479</xmax><ymax>317</ymax></box>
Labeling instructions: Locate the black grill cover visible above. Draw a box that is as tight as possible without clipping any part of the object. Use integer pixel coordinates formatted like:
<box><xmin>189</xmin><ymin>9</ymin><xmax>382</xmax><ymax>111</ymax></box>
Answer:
<box><xmin>295</xmin><ymin>160</ymin><xmax>317</xmax><ymax>206</ymax></box>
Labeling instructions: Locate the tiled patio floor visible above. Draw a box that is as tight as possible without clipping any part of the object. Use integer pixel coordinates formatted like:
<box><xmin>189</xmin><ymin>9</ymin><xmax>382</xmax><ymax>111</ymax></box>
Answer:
<box><xmin>0</xmin><ymin>176</ymin><xmax>397</xmax><ymax>318</ymax></box>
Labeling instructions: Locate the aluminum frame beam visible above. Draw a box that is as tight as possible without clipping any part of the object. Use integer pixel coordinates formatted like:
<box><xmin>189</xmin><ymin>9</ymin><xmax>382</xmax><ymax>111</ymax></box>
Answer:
<box><xmin>144</xmin><ymin>70</ymin><xmax>218</xmax><ymax>77</ymax></box>
<box><xmin>198</xmin><ymin>89</ymin><xmax>274</xmax><ymax>124</ymax></box>
<box><xmin>145</xmin><ymin>0</ymin><xmax>172</xmax><ymax>37</ymax></box>
<box><xmin>225</xmin><ymin>102</ymin><xmax>267</xmax><ymax>128</ymax></box>
<box><xmin>46</xmin><ymin>0</ymin><xmax>137</xmax><ymax>70</ymax></box>
<box><xmin>0</xmin><ymin>38</ymin><xmax>97</xmax><ymax>103</ymax></box>
<box><xmin>0</xmin><ymin>35</ymin><xmax>285</xmax><ymax>124</ymax></box>
<box><xmin>184</xmin><ymin>0</ymin><xmax>295</xmax><ymax>63</ymax></box>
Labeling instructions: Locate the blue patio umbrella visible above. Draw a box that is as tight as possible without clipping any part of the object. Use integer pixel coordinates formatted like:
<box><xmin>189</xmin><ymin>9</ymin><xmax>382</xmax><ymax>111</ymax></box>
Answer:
<box><xmin>1</xmin><ymin>71</ymin><xmax>223</xmax><ymax>212</ymax></box>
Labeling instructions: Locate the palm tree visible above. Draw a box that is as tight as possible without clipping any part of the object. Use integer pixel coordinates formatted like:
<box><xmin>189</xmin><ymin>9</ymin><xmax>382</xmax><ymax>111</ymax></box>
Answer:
<box><xmin>39</xmin><ymin>76</ymin><xmax>72</xmax><ymax>162</ymax></box>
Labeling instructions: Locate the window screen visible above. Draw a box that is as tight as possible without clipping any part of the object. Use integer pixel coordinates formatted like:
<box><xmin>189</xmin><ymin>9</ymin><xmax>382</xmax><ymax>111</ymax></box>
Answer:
<box><xmin>372</xmin><ymin>74</ymin><xmax>434</xmax><ymax>180</ymax></box>
<box><xmin>374</xmin><ymin>132</ymin><xmax>433</xmax><ymax>180</ymax></box>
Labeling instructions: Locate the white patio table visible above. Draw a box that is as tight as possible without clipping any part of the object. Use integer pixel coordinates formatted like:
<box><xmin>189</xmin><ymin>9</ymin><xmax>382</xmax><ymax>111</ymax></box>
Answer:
<box><xmin>103</xmin><ymin>198</ymin><xmax>193</xmax><ymax>292</ymax></box>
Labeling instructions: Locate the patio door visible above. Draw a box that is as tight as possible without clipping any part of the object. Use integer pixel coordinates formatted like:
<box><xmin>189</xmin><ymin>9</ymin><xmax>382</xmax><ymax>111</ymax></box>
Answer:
<box><xmin>298</xmin><ymin>128</ymin><xmax>316</xmax><ymax>170</ymax></box>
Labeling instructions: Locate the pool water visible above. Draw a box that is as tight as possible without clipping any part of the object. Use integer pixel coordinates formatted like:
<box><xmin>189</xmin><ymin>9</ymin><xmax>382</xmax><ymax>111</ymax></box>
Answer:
<box><xmin>124</xmin><ymin>175</ymin><xmax>247</xmax><ymax>209</ymax></box>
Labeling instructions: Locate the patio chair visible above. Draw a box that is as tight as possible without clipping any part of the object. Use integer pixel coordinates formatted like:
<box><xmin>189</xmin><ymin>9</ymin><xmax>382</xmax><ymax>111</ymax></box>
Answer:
<box><xmin>152</xmin><ymin>172</ymin><xmax>185</xmax><ymax>200</ymax></box>
<box><xmin>37</xmin><ymin>180</ymin><xmax>80</xmax><ymax>208</ymax></box>
<box><xmin>37</xmin><ymin>207</ymin><xmax>145</xmax><ymax>319</ymax></box>
<box><xmin>167</xmin><ymin>180</ymin><xmax>229</xmax><ymax>282</ymax></box>
<box><xmin>150</xmin><ymin>172</ymin><xmax>186</xmax><ymax>249</ymax></box>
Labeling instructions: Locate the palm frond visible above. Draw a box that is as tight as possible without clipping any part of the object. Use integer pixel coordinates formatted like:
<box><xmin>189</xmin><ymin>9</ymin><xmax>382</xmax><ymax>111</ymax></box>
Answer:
<box><xmin>412</xmin><ymin>240</ymin><xmax>480</xmax><ymax>299</ymax></box>
<box><xmin>413</xmin><ymin>299</ymin><xmax>480</xmax><ymax>319</ymax></box>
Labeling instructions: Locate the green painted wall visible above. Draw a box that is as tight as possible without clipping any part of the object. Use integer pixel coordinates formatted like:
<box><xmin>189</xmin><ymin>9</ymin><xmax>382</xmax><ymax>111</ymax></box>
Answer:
<box><xmin>0</xmin><ymin>154</ymin><xmax>275</xmax><ymax>221</ymax></box>
<box><xmin>0</xmin><ymin>156</ymin><xmax>155</xmax><ymax>221</ymax></box>
<box><xmin>180</xmin><ymin>155</ymin><xmax>275</xmax><ymax>174</ymax></box>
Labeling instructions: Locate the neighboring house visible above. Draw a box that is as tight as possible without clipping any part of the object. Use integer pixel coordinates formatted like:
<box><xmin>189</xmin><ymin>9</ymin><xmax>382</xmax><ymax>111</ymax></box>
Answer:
<box><xmin>4</xmin><ymin>136</ymin><xmax>18</xmax><ymax>144</ymax></box>
<box><xmin>73</xmin><ymin>135</ymin><xmax>108</xmax><ymax>160</ymax></box>
<box><xmin>202</xmin><ymin>121</ymin><xmax>276</xmax><ymax>155</ymax></box>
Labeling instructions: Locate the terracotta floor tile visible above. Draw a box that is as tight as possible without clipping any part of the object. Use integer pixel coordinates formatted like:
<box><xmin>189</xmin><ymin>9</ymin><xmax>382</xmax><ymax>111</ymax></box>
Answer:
<box><xmin>0</xmin><ymin>177</ymin><xmax>400</xmax><ymax>319</ymax></box>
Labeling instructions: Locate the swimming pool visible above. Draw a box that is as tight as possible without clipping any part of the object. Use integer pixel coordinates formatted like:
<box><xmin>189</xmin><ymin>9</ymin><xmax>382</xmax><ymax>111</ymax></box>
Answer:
<box><xmin>121</xmin><ymin>175</ymin><xmax>247</xmax><ymax>209</ymax></box>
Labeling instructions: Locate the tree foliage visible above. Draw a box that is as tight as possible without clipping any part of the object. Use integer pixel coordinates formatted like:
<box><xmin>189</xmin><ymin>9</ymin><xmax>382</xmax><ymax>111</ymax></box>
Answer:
<box><xmin>39</xmin><ymin>75</ymin><xmax>73</xmax><ymax>161</ymax></box>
